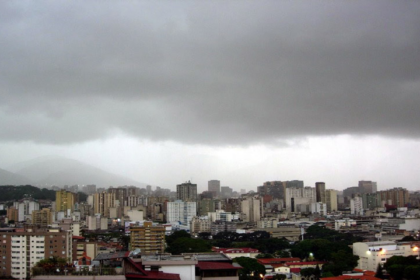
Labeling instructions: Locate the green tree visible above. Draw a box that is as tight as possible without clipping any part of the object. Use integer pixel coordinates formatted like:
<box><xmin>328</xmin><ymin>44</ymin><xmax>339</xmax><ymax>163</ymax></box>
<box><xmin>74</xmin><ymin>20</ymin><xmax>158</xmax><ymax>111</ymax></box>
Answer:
<box><xmin>301</xmin><ymin>267</ymin><xmax>316</xmax><ymax>277</ymax></box>
<box><xmin>251</xmin><ymin>238</ymin><xmax>290</xmax><ymax>254</ymax></box>
<box><xmin>403</xmin><ymin>265</ymin><xmax>420</xmax><ymax>280</ymax></box>
<box><xmin>166</xmin><ymin>237</ymin><xmax>211</xmax><ymax>255</ymax></box>
<box><xmin>165</xmin><ymin>230</ymin><xmax>191</xmax><ymax>246</ymax></box>
<box><xmin>400</xmin><ymin>235</ymin><xmax>416</xmax><ymax>241</ymax></box>
<box><xmin>212</xmin><ymin>239</ymin><xmax>232</xmax><ymax>248</ymax></box>
<box><xmin>321</xmin><ymin>271</ymin><xmax>334</xmax><ymax>278</ymax></box>
<box><xmin>384</xmin><ymin>255</ymin><xmax>418</xmax><ymax>270</ymax></box>
<box><xmin>233</xmin><ymin>257</ymin><xmax>265</xmax><ymax>280</ymax></box>
<box><xmin>375</xmin><ymin>264</ymin><xmax>384</xmax><ymax>279</ymax></box>
<box><xmin>322</xmin><ymin>250</ymin><xmax>359</xmax><ymax>276</ymax></box>
<box><xmin>387</xmin><ymin>264</ymin><xmax>405</xmax><ymax>280</ymax></box>
<box><xmin>276</xmin><ymin>250</ymin><xmax>291</xmax><ymax>258</ymax></box>
<box><xmin>291</xmin><ymin>239</ymin><xmax>333</xmax><ymax>260</ymax></box>
<box><xmin>255</xmin><ymin>253</ymin><xmax>274</xmax><ymax>259</ymax></box>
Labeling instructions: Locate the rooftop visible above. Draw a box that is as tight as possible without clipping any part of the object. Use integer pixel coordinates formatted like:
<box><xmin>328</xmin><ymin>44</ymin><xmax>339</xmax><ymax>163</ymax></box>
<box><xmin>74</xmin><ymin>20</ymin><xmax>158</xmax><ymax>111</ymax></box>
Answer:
<box><xmin>196</xmin><ymin>261</ymin><xmax>241</xmax><ymax>270</ymax></box>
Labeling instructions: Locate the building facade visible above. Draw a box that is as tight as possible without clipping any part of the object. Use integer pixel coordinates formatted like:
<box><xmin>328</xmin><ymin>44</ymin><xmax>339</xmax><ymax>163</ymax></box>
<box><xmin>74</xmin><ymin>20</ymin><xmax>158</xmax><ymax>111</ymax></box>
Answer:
<box><xmin>0</xmin><ymin>228</ymin><xmax>72</xmax><ymax>279</ymax></box>
<box><xmin>315</xmin><ymin>182</ymin><xmax>326</xmax><ymax>203</ymax></box>
<box><xmin>325</xmin><ymin>189</ymin><xmax>338</xmax><ymax>212</ymax></box>
<box><xmin>130</xmin><ymin>221</ymin><xmax>165</xmax><ymax>253</ymax></box>
<box><xmin>176</xmin><ymin>181</ymin><xmax>197</xmax><ymax>202</ymax></box>
<box><xmin>166</xmin><ymin>200</ymin><xmax>197</xmax><ymax>225</ymax></box>
<box><xmin>208</xmin><ymin>180</ymin><xmax>220</xmax><ymax>198</ymax></box>
<box><xmin>55</xmin><ymin>190</ymin><xmax>75</xmax><ymax>214</ymax></box>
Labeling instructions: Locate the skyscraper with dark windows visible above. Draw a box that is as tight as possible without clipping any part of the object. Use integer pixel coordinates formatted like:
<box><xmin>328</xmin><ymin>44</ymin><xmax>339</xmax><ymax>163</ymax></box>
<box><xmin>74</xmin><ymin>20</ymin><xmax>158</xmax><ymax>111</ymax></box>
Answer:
<box><xmin>176</xmin><ymin>181</ymin><xmax>197</xmax><ymax>202</ymax></box>
<box><xmin>315</xmin><ymin>182</ymin><xmax>326</xmax><ymax>203</ymax></box>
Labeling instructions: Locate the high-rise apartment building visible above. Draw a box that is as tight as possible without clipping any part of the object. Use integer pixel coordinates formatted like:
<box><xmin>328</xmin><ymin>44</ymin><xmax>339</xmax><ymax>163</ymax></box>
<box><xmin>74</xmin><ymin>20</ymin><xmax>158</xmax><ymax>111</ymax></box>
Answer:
<box><xmin>198</xmin><ymin>199</ymin><xmax>217</xmax><ymax>216</ymax></box>
<box><xmin>93</xmin><ymin>192</ymin><xmax>116</xmax><ymax>217</ymax></box>
<box><xmin>208</xmin><ymin>180</ymin><xmax>220</xmax><ymax>197</ymax></box>
<box><xmin>166</xmin><ymin>200</ymin><xmax>197</xmax><ymax>225</ymax></box>
<box><xmin>130</xmin><ymin>222</ymin><xmax>166</xmax><ymax>253</ymax></box>
<box><xmin>240</xmin><ymin>196</ymin><xmax>262</xmax><ymax>223</ymax></box>
<box><xmin>286</xmin><ymin>180</ymin><xmax>304</xmax><ymax>189</ymax></box>
<box><xmin>176</xmin><ymin>181</ymin><xmax>197</xmax><ymax>202</ymax></box>
<box><xmin>285</xmin><ymin>187</ymin><xmax>315</xmax><ymax>212</ymax></box>
<box><xmin>325</xmin><ymin>189</ymin><xmax>338</xmax><ymax>212</ymax></box>
<box><xmin>12</xmin><ymin>199</ymin><xmax>40</xmax><ymax>222</ymax></box>
<box><xmin>56</xmin><ymin>190</ymin><xmax>76</xmax><ymax>213</ymax></box>
<box><xmin>0</xmin><ymin>228</ymin><xmax>72</xmax><ymax>279</ymax></box>
<box><xmin>376</xmin><ymin>188</ymin><xmax>409</xmax><ymax>208</ymax></box>
<box><xmin>190</xmin><ymin>216</ymin><xmax>211</xmax><ymax>234</ymax></box>
<box><xmin>258</xmin><ymin>181</ymin><xmax>285</xmax><ymax>201</ymax></box>
<box><xmin>7</xmin><ymin>206</ymin><xmax>18</xmax><ymax>222</ymax></box>
<box><xmin>83</xmin><ymin>184</ymin><xmax>96</xmax><ymax>195</ymax></box>
<box><xmin>350</xmin><ymin>196</ymin><xmax>363</xmax><ymax>215</ymax></box>
<box><xmin>220</xmin><ymin>186</ymin><xmax>233</xmax><ymax>198</ymax></box>
<box><xmin>146</xmin><ymin>185</ymin><xmax>152</xmax><ymax>195</ymax></box>
<box><xmin>108</xmin><ymin>187</ymin><xmax>128</xmax><ymax>207</ymax></box>
<box><xmin>32</xmin><ymin>208</ymin><xmax>53</xmax><ymax>227</ymax></box>
<box><xmin>315</xmin><ymin>182</ymin><xmax>326</xmax><ymax>203</ymax></box>
<box><xmin>358</xmin><ymin>181</ymin><xmax>377</xmax><ymax>194</ymax></box>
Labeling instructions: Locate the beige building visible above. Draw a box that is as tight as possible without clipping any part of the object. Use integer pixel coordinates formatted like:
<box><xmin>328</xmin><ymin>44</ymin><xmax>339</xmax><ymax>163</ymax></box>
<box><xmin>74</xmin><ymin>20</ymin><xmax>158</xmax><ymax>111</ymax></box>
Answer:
<box><xmin>72</xmin><ymin>238</ymin><xmax>97</xmax><ymax>264</ymax></box>
<box><xmin>56</xmin><ymin>190</ymin><xmax>76</xmax><ymax>213</ymax></box>
<box><xmin>93</xmin><ymin>191</ymin><xmax>116</xmax><ymax>217</ymax></box>
<box><xmin>257</xmin><ymin>218</ymin><xmax>278</xmax><ymax>228</ymax></box>
<box><xmin>7</xmin><ymin>206</ymin><xmax>18</xmax><ymax>222</ymax></box>
<box><xmin>325</xmin><ymin>189</ymin><xmax>338</xmax><ymax>212</ymax></box>
<box><xmin>241</xmin><ymin>196</ymin><xmax>262</xmax><ymax>223</ymax></box>
<box><xmin>130</xmin><ymin>221</ymin><xmax>166</xmax><ymax>253</ymax></box>
<box><xmin>190</xmin><ymin>216</ymin><xmax>211</xmax><ymax>234</ymax></box>
<box><xmin>31</xmin><ymin>208</ymin><xmax>53</xmax><ymax>227</ymax></box>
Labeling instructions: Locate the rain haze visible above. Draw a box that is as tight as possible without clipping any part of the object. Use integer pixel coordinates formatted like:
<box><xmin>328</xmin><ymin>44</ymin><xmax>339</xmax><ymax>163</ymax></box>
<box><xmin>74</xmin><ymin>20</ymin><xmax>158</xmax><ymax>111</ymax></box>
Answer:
<box><xmin>1</xmin><ymin>1</ymin><xmax>420</xmax><ymax>192</ymax></box>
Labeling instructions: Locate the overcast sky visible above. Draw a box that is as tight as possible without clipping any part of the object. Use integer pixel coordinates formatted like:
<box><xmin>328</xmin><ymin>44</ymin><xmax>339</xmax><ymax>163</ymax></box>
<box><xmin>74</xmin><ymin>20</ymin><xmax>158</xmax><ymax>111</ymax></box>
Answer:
<box><xmin>1</xmin><ymin>1</ymin><xmax>420</xmax><ymax>192</ymax></box>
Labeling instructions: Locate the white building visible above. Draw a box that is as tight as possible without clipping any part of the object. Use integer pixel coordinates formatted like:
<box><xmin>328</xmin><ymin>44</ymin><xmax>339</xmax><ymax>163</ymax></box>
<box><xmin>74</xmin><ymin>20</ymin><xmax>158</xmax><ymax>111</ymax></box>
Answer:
<box><xmin>335</xmin><ymin>219</ymin><xmax>357</xmax><ymax>230</ymax></box>
<box><xmin>257</xmin><ymin>218</ymin><xmax>278</xmax><ymax>228</ymax></box>
<box><xmin>208</xmin><ymin>210</ymin><xmax>239</xmax><ymax>222</ymax></box>
<box><xmin>310</xmin><ymin>202</ymin><xmax>327</xmax><ymax>215</ymax></box>
<box><xmin>353</xmin><ymin>241</ymin><xmax>420</xmax><ymax>271</ymax></box>
<box><xmin>285</xmin><ymin>187</ymin><xmax>315</xmax><ymax>213</ymax></box>
<box><xmin>14</xmin><ymin>200</ymin><xmax>39</xmax><ymax>222</ymax></box>
<box><xmin>166</xmin><ymin>200</ymin><xmax>197</xmax><ymax>225</ymax></box>
<box><xmin>351</xmin><ymin>196</ymin><xmax>364</xmax><ymax>215</ymax></box>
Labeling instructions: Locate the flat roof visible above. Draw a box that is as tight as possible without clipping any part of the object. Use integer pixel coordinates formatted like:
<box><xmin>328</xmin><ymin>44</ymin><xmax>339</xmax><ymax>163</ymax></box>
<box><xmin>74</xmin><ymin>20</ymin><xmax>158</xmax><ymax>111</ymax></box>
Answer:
<box><xmin>196</xmin><ymin>261</ymin><xmax>241</xmax><ymax>270</ymax></box>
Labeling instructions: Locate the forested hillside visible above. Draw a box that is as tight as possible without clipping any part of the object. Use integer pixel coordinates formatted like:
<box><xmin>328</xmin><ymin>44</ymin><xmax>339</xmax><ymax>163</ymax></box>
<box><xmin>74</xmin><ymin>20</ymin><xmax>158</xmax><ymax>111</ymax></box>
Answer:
<box><xmin>0</xmin><ymin>185</ymin><xmax>87</xmax><ymax>202</ymax></box>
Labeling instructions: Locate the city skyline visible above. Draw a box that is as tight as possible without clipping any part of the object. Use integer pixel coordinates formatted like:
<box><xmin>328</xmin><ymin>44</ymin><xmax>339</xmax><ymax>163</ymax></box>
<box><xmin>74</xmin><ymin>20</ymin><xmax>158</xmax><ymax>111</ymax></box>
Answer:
<box><xmin>1</xmin><ymin>2</ymin><xmax>420</xmax><ymax>192</ymax></box>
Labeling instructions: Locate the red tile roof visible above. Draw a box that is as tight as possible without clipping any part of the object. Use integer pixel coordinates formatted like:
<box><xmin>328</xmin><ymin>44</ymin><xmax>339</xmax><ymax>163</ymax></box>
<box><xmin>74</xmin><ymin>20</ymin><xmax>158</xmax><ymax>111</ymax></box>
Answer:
<box><xmin>285</xmin><ymin>261</ymin><xmax>326</xmax><ymax>266</ymax></box>
<box><xmin>124</xmin><ymin>258</ymin><xmax>180</xmax><ymax>280</ymax></box>
<box><xmin>72</xmin><ymin>236</ymin><xmax>85</xmax><ymax>239</ymax></box>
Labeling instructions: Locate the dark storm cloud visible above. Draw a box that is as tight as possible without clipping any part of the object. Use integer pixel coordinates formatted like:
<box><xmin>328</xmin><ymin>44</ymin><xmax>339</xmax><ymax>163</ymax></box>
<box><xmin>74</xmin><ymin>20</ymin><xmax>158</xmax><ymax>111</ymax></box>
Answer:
<box><xmin>1</xmin><ymin>1</ymin><xmax>420</xmax><ymax>145</ymax></box>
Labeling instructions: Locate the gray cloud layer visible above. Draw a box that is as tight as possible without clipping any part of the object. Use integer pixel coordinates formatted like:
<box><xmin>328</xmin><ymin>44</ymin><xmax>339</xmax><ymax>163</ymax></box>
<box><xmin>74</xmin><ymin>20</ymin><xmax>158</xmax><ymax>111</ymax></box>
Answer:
<box><xmin>1</xmin><ymin>1</ymin><xmax>419</xmax><ymax>145</ymax></box>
